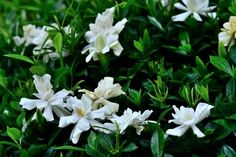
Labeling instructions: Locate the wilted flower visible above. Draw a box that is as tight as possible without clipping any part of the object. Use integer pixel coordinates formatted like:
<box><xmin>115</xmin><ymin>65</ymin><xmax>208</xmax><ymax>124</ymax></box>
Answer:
<box><xmin>79</xmin><ymin>77</ymin><xmax>125</xmax><ymax>113</ymax></box>
<box><xmin>166</xmin><ymin>102</ymin><xmax>214</xmax><ymax>138</ymax></box>
<box><xmin>82</xmin><ymin>7</ymin><xmax>127</xmax><ymax>62</ymax></box>
<box><xmin>59</xmin><ymin>95</ymin><xmax>106</xmax><ymax>144</ymax></box>
<box><xmin>218</xmin><ymin>16</ymin><xmax>236</xmax><ymax>47</ymax></box>
<box><xmin>19</xmin><ymin>74</ymin><xmax>71</xmax><ymax>121</ymax></box>
<box><xmin>172</xmin><ymin>0</ymin><xmax>216</xmax><ymax>22</ymax></box>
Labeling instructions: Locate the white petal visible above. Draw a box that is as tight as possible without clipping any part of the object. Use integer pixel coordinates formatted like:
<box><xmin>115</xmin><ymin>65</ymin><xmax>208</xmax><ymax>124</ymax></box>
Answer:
<box><xmin>135</xmin><ymin>125</ymin><xmax>144</xmax><ymax>135</ymax></box>
<box><xmin>43</xmin><ymin>106</ymin><xmax>54</xmax><ymax>121</ymax></box>
<box><xmin>52</xmin><ymin>106</ymin><xmax>71</xmax><ymax>118</ymax></box>
<box><xmin>172</xmin><ymin>11</ymin><xmax>192</xmax><ymax>22</ymax></box>
<box><xmin>174</xmin><ymin>3</ymin><xmax>188</xmax><ymax>11</ymax></box>
<box><xmin>81</xmin><ymin>94</ymin><xmax>93</xmax><ymax>113</ymax></box>
<box><xmin>113</xmin><ymin>18</ymin><xmax>128</xmax><ymax>34</ymax></box>
<box><xmin>78</xmin><ymin>118</ymin><xmax>90</xmax><ymax>131</ymax></box>
<box><xmin>13</xmin><ymin>36</ymin><xmax>25</xmax><ymax>46</ymax></box>
<box><xmin>166</xmin><ymin>125</ymin><xmax>189</xmax><ymax>137</ymax></box>
<box><xmin>70</xmin><ymin>123</ymin><xmax>83</xmax><ymax>144</ymax></box>
<box><xmin>86</xmin><ymin>51</ymin><xmax>96</xmax><ymax>62</ymax></box>
<box><xmin>59</xmin><ymin>115</ymin><xmax>79</xmax><ymax>128</ymax></box>
<box><xmin>194</xmin><ymin>102</ymin><xmax>213</xmax><ymax>123</ymax></box>
<box><xmin>111</xmin><ymin>41</ymin><xmax>123</xmax><ymax>56</ymax></box>
<box><xmin>19</xmin><ymin>98</ymin><xmax>38</xmax><ymax>110</ymax></box>
<box><xmin>191</xmin><ymin>125</ymin><xmax>205</xmax><ymax>138</ymax></box>
<box><xmin>84</xmin><ymin>31</ymin><xmax>96</xmax><ymax>43</ymax></box>
<box><xmin>94</xmin><ymin>97</ymin><xmax>119</xmax><ymax>114</ymax></box>
<box><xmin>193</xmin><ymin>12</ymin><xmax>202</xmax><ymax>21</ymax></box>
<box><xmin>35</xmin><ymin>100</ymin><xmax>48</xmax><ymax>109</ymax></box>
<box><xmin>90</xmin><ymin>120</ymin><xmax>116</xmax><ymax>133</ymax></box>
<box><xmin>218</xmin><ymin>32</ymin><xmax>232</xmax><ymax>46</ymax></box>
<box><xmin>54</xmin><ymin>89</ymin><xmax>71</xmax><ymax>99</ymax></box>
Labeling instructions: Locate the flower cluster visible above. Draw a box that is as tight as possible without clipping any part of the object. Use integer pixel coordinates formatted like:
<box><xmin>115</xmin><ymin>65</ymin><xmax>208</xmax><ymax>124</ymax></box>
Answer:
<box><xmin>13</xmin><ymin>24</ymin><xmax>73</xmax><ymax>62</ymax></box>
<box><xmin>82</xmin><ymin>7</ymin><xmax>127</xmax><ymax>62</ymax></box>
<box><xmin>20</xmin><ymin>74</ymin><xmax>153</xmax><ymax>144</ymax></box>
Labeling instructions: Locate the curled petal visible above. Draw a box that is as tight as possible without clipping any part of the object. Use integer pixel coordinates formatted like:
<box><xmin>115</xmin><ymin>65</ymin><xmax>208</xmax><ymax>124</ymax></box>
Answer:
<box><xmin>59</xmin><ymin>115</ymin><xmax>79</xmax><ymax>128</ymax></box>
<box><xmin>19</xmin><ymin>98</ymin><xmax>37</xmax><ymax>110</ymax></box>
<box><xmin>194</xmin><ymin>102</ymin><xmax>213</xmax><ymax>124</ymax></box>
<box><xmin>191</xmin><ymin>125</ymin><xmax>205</xmax><ymax>138</ymax></box>
<box><xmin>166</xmin><ymin>125</ymin><xmax>189</xmax><ymax>137</ymax></box>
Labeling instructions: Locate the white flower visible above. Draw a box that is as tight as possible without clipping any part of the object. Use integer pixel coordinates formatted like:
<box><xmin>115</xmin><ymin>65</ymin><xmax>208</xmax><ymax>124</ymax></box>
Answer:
<box><xmin>218</xmin><ymin>16</ymin><xmax>236</xmax><ymax>47</ymax></box>
<box><xmin>82</xmin><ymin>7</ymin><xmax>127</xmax><ymax>62</ymax></box>
<box><xmin>172</xmin><ymin>0</ymin><xmax>216</xmax><ymax>22</ymax></box>
<box><xmin>59</xmin><ymin>95</ymin><xmax>106</xmax><ymax>144</ymax></box>
<box><xmin>79</xmin><ymin>77</ymin><xmax>125</xmax><ymax>113</ymax></box>
<box><xmin>166</xmin><ymin>102</ymin><xmax>214</xmax><ymax>138</ymax></box>
<box><xmin>13</xmin><ymin>24</ymin><xmax>51</xmax><ymax>47</ymax></box>
<box><xmin>19</xmin><ymin>74</ymin><xmax>71</xmax><ymax>121</ymax></box>
<box><xmin>104</xmin><ymin>108</ymin><xmax>153</xmax><ymax>135</ymax></box>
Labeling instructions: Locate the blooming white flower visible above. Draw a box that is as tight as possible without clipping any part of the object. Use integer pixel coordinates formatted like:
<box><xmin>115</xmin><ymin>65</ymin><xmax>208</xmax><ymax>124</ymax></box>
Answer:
<box><xmin>13</xmin><ymin>24</ymin><xmax>73</xmax><ymax>63</ymax></box>
<box><xmin>172</xmin><ymin>0</ymin><xmax>216</xmax><ymax>22</ymax></box>
<box><xmin>218</xmin><ymin>16</ymin><xmax>236</xmax><ymax>47</ymax></box>
<box><xmin>82</xmin><ymin>7</ymin><xmax>127</xmax><ymax>62</ymax></box>
<box><xmin>59</xmin><ymin>95</ymin><xmax>106</xmax><ymax>144</ymax></box>
<box><xmin>79</xmin><ymin>77</ymin><xmax>125</xmax><ymax>113</ymax></box>
<box><xmin>107</xmin><ymin>108</ymin><xmax>153</xmax><ymax>135</ymax></box>
<box><xmin>166</xmin><ymin>102</ymin><xmax>214</xmax><ymax>138</ymax></box>
<box><xmin>19</xmin><ymin>74</ymin><xmax>71</xmax><ymax>121</ymax></box>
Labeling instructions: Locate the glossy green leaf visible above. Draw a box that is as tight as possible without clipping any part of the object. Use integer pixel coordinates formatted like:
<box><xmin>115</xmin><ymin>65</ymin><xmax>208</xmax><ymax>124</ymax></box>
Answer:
<box><xmin>151</xmin><ymin>126</ymin><xmax>164</xmax><ymax>157</ymax></box>
<box><xmin>4</xmin><ymin>54</ymin><xmax>34</xmax><ymax>64</ymax></box>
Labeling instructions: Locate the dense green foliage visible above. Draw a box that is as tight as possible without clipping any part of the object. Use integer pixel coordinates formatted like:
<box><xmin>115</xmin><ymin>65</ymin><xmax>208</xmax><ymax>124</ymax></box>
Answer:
<box><xmin>0</xmin><ymin>0</ymin><xmax>236</xmax><ymax>156</ymax></box>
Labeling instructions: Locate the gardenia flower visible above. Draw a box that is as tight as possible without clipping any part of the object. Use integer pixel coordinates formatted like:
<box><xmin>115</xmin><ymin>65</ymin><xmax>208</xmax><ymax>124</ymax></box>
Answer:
<box><xmin>101</xmin><ymin>108</ymin><xmax>153</xmax><ymax>135</ymax></box>
<box><xmin>13</xmin><ymin>24</ymin><xmax>73</xmax><ymax>63</ymax></box>
<box><xmin>59</xmin><ymin>95</ymin><xmax>107</xmax><ymax>144</ymax></box>
<box><xmin>218</xmin><ymin>16</ymin><xmax>236</xmax><ymax>47</ymax></box>
<box><xmin>166</xmin><ymin>102</ymin><xmax>214</xmax><ymax>138</ymax></box>
<box><xmin>172</xmin><ymin>0</ymin><xmax>216</xmax><ymax>22</ymax></box>
<box><xmin>79</xmin><ymin>77</ymin><xmax>125</xmax><ymax>113</ymax></box>
<box><xmin>19</xmin><ymin>74</ymin><xmax>71</xmax><ymax>121</ymax></box>
<box><xmin>82</xmin><ymin>7</ymin><xmax>127</xmax><ymax>62</ymax></box>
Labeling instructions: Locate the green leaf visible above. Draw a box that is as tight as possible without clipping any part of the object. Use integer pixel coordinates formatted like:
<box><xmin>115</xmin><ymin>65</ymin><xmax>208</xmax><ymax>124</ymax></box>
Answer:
<box><xmin>20</xmin><ymin>149</ymin><xmax>30</xmax><ymax>157</ymax></box>
<box><xmin>229</xmin><ymin>44</ymin><xmax>236</xmax><ymax>64</ymax></box>
<box><xmin>53</xmin><ymin>32</ymin><xmax>63</xmax><ymax>53</ymax></box>
<box><xmin>148</xmin><ymin>16</ymin><xmax>164</xmax><ymax>32</ymax></box>
<box><xmin>195</xmin><ymin>84</ymin><xmax>209</xmax><ymax>102</ymax></box>
<box><xmin>143</xmin><ymin>29</ymin><xmax>151</xmax><ymax>50</ymax></box>
<box><xmin>0</xmin><ymin>141</ymin><xmax>18</xmax><ymax>148</ymax></box>
<box><xmin>220</xmin><ymin>144</ymin><xmax>236</xmax><ymax>157</ymax></box>
<box><xmin>4</xmin><ymin>54</ymin><xmax>34</xmax><ymax>64</ymax></box>
<box><xmin>210</xmin><ymin>56</ymin><xmax>233</xmax><ymax>77</ymax></box>
<box><xmin>134</xmin><ymin>39</ymin><xmax>144</xmax><ymax>52</ymax></box>
<box><xmin>122</xmin><ymin>143</ymin><xmax>138</xmax><ymax>152</ymax></box>
<box><xmin>128</xmin><ymin>88</ymin><xmax>142</xmax><ymax>106</ymax></box>
<box><xmin>29</xmin><ymin>65</ymin><xmax>46</xmax><ymax>75</ymax></box>
<box><xmin>218</xmin><ymin>41</ymin><xmax>227</xmax><ymax>58</ymax></box>
<box><xmin>28</xmin><ymin>144</ymin><xmax>48</xmax><ymax>156</ymax></box>
<box><xmin>7</xmin><ymin>126</ymin><xmax>22</xmax><ymax>142</ymax></box>
<box><xmin>53</xmin><ymin>145</ymin><xmax>85</xmax><ymax>151</ymax></box>
<box><xmin>179</xmin><ymin>31</ymin><xmax>190</xmax><ymax>45</ymax></box>
<box><xmin>0</xmin><ymin>69</ymin><xmax>8</xmax><ymax>88</ymax></box>
<box><xmin>196</xmin><ymin>56</ymin><xmax>207</xmax><ymax>75</ymax></box>
<box><xmin>146</xmin><ymin>0</ymin><xmax>157</xmax><ymax>16</ymax></box>
<box><xmin>151</xmin><ymin>126</ymin><xmax>164</xmax><ymax>157</ymax></box>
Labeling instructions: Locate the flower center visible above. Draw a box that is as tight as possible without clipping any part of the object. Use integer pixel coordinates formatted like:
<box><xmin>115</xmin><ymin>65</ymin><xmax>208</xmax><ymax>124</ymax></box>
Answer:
<box><xmin>75</xmin><ymin>108</ymin><xmax>85</xmax><ymax>117</ymax></box>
